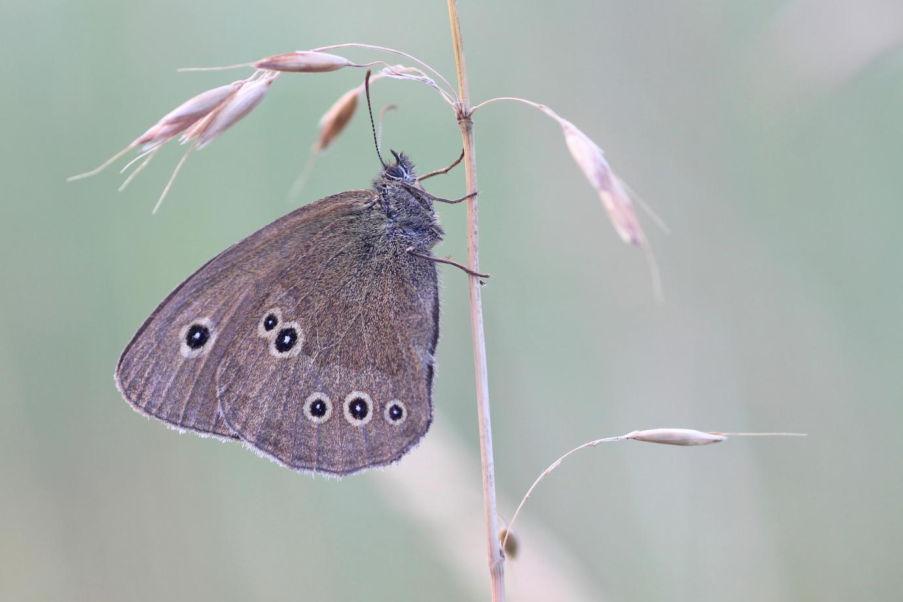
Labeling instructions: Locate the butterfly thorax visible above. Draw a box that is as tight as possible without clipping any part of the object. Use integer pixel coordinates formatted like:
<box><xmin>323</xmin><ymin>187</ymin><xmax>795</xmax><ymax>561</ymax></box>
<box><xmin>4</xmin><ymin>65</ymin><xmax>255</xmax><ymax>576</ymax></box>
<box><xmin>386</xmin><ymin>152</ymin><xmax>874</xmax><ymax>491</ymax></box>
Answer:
<box><xmin>372</xmin><ymin>152</ymin><xmax>443</xmax><ymax>251</ymax></box>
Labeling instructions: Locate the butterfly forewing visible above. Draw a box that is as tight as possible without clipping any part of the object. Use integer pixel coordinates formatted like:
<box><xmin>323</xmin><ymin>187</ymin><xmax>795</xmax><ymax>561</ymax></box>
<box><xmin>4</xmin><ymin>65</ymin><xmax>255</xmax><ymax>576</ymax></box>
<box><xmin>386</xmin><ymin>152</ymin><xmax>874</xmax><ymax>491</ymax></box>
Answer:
<box><xmin>115</xmin><ymin>191</ymin><xmax>376</xmax><ymax>440</ymax></box>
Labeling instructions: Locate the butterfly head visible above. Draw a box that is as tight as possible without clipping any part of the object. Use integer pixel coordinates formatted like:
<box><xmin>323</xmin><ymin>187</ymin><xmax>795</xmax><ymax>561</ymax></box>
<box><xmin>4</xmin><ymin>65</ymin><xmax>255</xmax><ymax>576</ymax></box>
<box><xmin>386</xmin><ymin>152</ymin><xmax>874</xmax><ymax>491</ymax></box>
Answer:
<box><xmin>382</xmin><ymin>150</ymin><xmax>416</xmax><ymax>183</ymax></box>
<box><xmin>372</xmin><ymin>150</ymin><xmax>442</xmax><ymax>248</ymax></box>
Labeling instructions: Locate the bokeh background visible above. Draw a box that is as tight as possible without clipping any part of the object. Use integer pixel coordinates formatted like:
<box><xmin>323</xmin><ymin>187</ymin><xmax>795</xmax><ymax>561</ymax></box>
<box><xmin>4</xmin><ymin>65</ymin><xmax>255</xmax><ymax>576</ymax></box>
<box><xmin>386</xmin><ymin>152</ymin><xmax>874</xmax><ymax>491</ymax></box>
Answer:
<box><xmin>2</xmin><ymin>1</ymin><xmax>902</xmax><ymax>600</ymax></box>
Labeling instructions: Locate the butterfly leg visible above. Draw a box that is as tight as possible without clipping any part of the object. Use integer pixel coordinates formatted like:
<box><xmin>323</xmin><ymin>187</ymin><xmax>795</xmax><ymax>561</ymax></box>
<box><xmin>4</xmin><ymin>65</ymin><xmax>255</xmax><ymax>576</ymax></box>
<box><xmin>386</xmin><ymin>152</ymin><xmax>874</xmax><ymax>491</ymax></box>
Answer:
<box><xmin>401</xmin><ymin>181</ymin><xmax>477</xmax><ymax>205</ymax></box>
<box><xmin>431</xmin><ymin>191</ymin><xmax>478</xmax><ymax>205</ymax></box>
<box><xmin>417</xmin><ymin>149</ymin><xmax>465</xmax><ymax>182</ymax></box>
<box><xmin>406</xmin><ymin>247</ymin><xmax>490</xmax><ymax>281</ymax></box>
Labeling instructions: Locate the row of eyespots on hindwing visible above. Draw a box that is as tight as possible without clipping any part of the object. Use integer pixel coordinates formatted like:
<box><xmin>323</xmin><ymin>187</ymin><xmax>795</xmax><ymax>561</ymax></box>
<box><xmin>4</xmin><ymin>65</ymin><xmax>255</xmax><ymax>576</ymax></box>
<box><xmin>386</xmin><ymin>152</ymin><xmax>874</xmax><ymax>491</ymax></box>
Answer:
<box><xmin>302</xmin><ymin>391</ymin><xmax>408</xmax><ymax>427</ymax></box>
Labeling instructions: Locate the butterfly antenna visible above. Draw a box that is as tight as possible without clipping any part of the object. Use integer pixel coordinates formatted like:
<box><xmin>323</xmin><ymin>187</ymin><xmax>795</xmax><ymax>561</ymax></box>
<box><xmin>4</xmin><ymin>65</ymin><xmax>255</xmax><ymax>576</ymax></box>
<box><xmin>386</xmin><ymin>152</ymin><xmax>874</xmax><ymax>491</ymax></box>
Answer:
<box><xmin>365</xmin><ymin>70</ymin><xmax>387</xmax><ymax>169</ymax></box>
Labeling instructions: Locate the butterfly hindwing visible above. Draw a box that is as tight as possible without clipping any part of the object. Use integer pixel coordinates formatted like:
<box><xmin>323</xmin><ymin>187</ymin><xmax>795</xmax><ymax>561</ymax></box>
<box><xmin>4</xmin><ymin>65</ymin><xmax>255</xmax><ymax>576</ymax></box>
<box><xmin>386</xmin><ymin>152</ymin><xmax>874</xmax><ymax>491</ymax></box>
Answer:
<box><xmin>215</xmin><ymin>200</ymin><xmax>439</xmax><ymax>475</ymax></box>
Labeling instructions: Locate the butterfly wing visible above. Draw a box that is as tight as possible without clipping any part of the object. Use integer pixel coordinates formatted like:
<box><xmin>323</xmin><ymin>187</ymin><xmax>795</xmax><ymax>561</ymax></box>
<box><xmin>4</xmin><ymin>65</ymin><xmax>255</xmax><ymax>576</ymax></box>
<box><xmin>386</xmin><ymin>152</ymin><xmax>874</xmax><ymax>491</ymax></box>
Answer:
<box><xmin>215</xmin><ymin>203</ymin><xmax>439</xmax><ymax>475</ymax></box>
<box><xmin>114</xmin><ymin>190</ymin><xmax>377</xmax><ymax>441</ymax></box>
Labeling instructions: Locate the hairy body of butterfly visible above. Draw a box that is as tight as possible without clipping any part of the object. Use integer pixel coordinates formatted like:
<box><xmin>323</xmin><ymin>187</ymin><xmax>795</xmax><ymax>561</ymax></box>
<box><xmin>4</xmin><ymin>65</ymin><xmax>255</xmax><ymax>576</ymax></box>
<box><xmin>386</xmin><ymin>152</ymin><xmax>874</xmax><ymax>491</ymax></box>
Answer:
<box><xmin>115</xmin><ymin>153</ymin><xmax>444</xmax><ymax>475</ymax></box>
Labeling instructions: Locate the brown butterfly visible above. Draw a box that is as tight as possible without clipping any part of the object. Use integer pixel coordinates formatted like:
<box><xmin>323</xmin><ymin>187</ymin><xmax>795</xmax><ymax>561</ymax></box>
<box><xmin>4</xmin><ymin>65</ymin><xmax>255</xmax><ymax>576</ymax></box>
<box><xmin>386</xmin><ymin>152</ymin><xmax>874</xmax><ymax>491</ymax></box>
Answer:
<box><xmin>114</xmin><ymin>148</ymin><xmax>483</xmax><ymax>475</ymax></box>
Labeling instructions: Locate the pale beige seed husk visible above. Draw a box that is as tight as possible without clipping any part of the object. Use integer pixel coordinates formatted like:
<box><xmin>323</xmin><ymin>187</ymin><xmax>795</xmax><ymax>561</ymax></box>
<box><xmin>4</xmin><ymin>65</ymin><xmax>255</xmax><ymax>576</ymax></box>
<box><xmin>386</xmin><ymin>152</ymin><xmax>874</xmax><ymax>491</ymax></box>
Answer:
<box><xmin>314</xmin><ymin>73</ymin><xmax>387</xmax><ymax>152</ymax></box>
<box><xmin>134</xmin><ymin>82</ymin><xmax>242</xmax><ymax>148</ymax></box>
<box><xmin>255</xmin><ymin>51</ymin><xmax>353</xmax><ymax>73</ymax></box>
<box><xmin>559</xmin><ymin>121</ymin><xmax>644</xmax><ymax>245</ymax></box>
<box><xmin>156</xmin><ymin>82</ymin><xmax>242</xmax><ymax>127</ymax></box>
<box><xmin>627</xmin><ymin>428</ymin><xmax>726</xmax><ymax>446</ymax></box>
<box><xmin>196</xmin><ymin>78</ymin><xmax>274</xmax><ymax>148</ymax></box>
<box><xmin>316</xmin><ymin>86</ymin><xmax>360</xmax><ymax>151</ymax></box>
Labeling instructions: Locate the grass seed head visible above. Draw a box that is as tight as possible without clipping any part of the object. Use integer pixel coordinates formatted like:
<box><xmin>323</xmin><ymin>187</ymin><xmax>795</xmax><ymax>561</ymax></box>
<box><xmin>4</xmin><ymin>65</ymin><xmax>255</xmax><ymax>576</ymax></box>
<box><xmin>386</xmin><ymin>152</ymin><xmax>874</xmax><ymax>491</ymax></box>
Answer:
<box><xmin>316</xmin><ymin>86</ymin><xmax>360</xmax><ymax>152</ymax></box>
<box><xmin>190</xmin><ymin>76</ymin><xmax>275</xmax><ymax>148</ymax></box>
<box><xmin>133</xmin><ymin>81</ymin><xmax>243</xmax><ymax>149</ymax></box>
<box><xmin>558</xmin><ymin>119</ymin><xmax>645</xmax><ymax>245</ymax></box>
<box><xmin>627</xmin><ymin>428</ymin><xmax>726</xmax><ymax>446</ymax></box>
<box><xmin>255</xmin><ymin>50</ymin><xmax>356</xmax><ymax>73</ymax></box>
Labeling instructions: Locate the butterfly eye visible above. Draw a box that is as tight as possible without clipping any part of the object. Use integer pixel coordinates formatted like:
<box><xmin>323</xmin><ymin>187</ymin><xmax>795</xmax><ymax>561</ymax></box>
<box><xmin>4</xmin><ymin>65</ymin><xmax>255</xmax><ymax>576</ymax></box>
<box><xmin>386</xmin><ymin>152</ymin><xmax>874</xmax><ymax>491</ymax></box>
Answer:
<box><xmin>343</xmin><ymin>391</ymin><xmax>373</xmax><ymax>426</ymax></box>
<box><xmin>303</xmin><ymin>393</ymin><xmax>333</xmax><ymax>424</ymax></box>
<box><xmin>384</xmin><ymin>401</ymin><xmax>407</xmax><ymax>425</ymax></box>
<box><xmin>179</xmin><ymin>319</ymin><xmax>215</xmax><ymax>358</ymax></box>
<box><xmin>269</xmin><ymin>322</ymin><xmax>304</xmax><ymax>358</ymax></box>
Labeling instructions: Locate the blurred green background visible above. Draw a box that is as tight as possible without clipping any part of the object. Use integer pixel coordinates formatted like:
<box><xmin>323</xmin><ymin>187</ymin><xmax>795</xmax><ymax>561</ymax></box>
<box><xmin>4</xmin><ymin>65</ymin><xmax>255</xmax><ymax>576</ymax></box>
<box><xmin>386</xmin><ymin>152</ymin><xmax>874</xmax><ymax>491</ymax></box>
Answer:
<box><xmin>2</xmin><ymin>1</ymin><xmax>902</xmax><ymax>600</ymax></box>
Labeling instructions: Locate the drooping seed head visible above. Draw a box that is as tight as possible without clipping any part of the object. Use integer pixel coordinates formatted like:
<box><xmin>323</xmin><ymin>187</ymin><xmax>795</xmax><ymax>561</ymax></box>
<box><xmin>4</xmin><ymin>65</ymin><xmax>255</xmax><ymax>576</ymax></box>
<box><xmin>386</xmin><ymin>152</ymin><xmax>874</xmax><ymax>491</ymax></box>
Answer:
<box><xmin>155</xmin><ymin>82</ymin><xmax>243</xmax><ymax>130</ymax></box>
<box><xmin>316</xmin><ymin>86</ymin><xmax>360</xmax><ymax>152</ymax></box>
<box><xmin>313</xmin><ymin>73</ymin><xmax>388</xmax><ymax>153</ymax></box>
<box><xmin>556</xmin><ymin>117</ymin><xmax>645</xmax><ymax>246</ymax></box>
<box><xmin>132</xmin><ymin>81</ymin><xmax>243</xmax><ymax>150</ymax></box>
<box><xmin>189</xmin><ymin>76</ymin><xmax>275</xmax><ymax>148</ymax></box>
<box><xmin>255</xmin><ymin>50</ymin><xmax>356</xmax><ymax>73</ymax></box>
